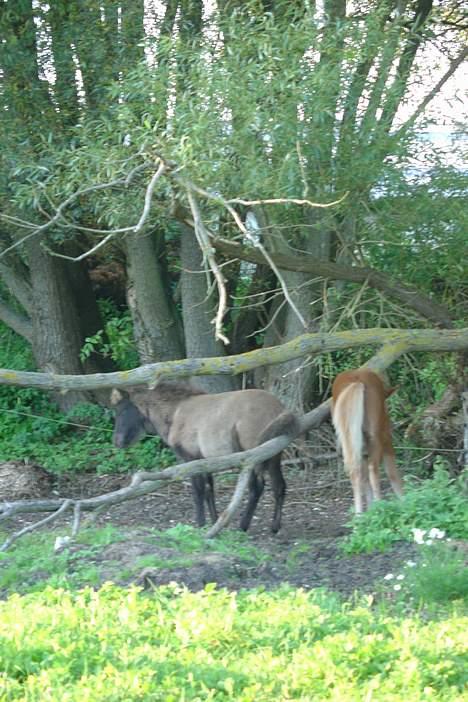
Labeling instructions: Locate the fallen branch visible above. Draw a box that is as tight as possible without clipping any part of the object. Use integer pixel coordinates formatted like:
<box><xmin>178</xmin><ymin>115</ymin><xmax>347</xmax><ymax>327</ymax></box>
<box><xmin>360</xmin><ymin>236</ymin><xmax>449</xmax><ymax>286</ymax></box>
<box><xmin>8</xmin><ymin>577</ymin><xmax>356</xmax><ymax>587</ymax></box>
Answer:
<box><xmin>0</xmin><ymin>499</ymin><xmax>72</xmax><ymax>552</ymax></box>
<box><xmin>0</xmin><ymin>327</ymin><xmax>467</xmax><ymax>391</ymax></box>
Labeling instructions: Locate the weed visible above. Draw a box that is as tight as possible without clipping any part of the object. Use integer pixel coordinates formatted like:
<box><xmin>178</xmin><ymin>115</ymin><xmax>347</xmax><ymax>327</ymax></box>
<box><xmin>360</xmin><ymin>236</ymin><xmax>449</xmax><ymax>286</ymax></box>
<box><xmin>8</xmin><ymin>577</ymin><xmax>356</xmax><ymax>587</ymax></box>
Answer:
<box><xmin>342</xmin><ymin>467</ymin><xmax>468</xmax><ymax>554</ymax></box>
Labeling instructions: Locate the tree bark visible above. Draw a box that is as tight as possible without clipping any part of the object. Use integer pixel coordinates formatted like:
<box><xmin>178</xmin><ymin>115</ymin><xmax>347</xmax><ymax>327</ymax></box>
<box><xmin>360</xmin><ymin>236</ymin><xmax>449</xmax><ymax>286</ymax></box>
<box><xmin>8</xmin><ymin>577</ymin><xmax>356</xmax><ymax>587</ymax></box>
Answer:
<box><xmin>125</xmin><ymin>231</ymin><xmax>183</xmax><ymax>363</ymax></box>
<box><xmin>180</xmin><ymin>223</ymin><xmax>236</xmax><ymax>392</ymax></box>
<box><xmin>26</xmin><ymin>237</ymin><xmax>90</xmax><ymax>411</ymax></box>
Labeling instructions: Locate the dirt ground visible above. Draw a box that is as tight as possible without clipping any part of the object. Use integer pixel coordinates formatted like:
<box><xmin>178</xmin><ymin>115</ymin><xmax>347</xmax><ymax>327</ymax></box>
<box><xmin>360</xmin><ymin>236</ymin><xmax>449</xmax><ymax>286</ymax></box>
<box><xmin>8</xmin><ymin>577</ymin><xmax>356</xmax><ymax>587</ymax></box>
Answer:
<box><xmin>1</xmin><ymin>463</ymin><xmax>418</xmax><ymax>598</ymax></box>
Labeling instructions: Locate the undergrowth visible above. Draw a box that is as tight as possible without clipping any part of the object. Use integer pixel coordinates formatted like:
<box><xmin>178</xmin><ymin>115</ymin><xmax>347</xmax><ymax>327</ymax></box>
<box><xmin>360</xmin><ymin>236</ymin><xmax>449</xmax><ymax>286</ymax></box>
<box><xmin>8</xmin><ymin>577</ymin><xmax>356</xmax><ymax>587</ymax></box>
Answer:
<box><xmin>0</xmin><ymin>583</ymin><xmax>466</xmax><ymax>701</ymax></box>
<box><xmin>0</xmin><ymin>325</ymin><xmax>174</xmax><ymax>474</ymax></box>
<box><xmin>341</xmin><ymin>467</ymin><xmax>468</xmax><ymax>554</ymax></box>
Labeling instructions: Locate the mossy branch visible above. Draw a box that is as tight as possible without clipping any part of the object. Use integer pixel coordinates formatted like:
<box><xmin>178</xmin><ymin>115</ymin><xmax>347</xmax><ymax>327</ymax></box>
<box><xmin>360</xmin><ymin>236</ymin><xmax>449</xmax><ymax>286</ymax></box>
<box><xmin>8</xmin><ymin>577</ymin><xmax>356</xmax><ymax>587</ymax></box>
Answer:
<box><xmin>0</xmin><ymin>328</ymin><xmax>467</xmax><ymax>392</ymax></box>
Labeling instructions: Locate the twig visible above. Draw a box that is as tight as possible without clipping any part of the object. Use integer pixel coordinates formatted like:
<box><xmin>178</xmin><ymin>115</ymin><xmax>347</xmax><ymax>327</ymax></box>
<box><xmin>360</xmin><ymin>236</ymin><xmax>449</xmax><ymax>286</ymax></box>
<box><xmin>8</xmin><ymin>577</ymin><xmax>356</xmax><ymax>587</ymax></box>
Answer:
<box><xmin>0</xmin><ymin>499</ymin><xmax>72</xmax><ymax>552</ymax></box>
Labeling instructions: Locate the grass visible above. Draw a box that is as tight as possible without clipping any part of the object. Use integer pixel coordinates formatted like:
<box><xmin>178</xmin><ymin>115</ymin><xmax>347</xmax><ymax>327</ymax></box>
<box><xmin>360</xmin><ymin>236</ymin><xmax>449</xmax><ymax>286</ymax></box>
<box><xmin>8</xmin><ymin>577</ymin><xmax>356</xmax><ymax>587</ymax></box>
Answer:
<box><xmin>0</xmin><ymin>583</ymin><xmax>466</xmax><ymax>701</ymax></box>
<box><xmin>0</xmin><ymin>526</ymin><xmax>126</xmax><ymax>595</ymax></box>
<box><xmin>0</xmin><ymin>524</ymin><xmax>266</xmax><ymax>596</ymax></box>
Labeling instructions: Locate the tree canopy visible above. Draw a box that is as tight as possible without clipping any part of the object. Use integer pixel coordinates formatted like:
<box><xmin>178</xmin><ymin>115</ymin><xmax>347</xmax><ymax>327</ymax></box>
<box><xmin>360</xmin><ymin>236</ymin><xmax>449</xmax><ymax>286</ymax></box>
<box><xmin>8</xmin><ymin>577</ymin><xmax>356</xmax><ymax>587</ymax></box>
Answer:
<box><xmin>0</xmin><ymin>0</ymin><xmax>466</xmax><ymax>412</ymax></box>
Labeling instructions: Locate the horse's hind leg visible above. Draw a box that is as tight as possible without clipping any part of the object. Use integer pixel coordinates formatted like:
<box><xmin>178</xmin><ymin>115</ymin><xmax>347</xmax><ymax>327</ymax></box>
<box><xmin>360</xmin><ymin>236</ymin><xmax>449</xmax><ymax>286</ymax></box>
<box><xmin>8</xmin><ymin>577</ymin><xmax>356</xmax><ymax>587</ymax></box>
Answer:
<box><xmin>268</xmin><ymin>457</ymin><xmax>286</xmax><ymax>533</ymax></box>
<box><xmin>205</xmin><ymin>473</ymin><xmax>218</xmax><ymax>524</ymax></box>
<box><xmin>239</xmin><ymin>467</ymin><xmax>265</xmax><ymax>532</ymax></box>
<box><xmin>383</xmin><ymin>448</ymin><xmax>404</xmax><ymax>498</ymax></box>
<box><xmin>191</xmin><ymin>474</ymin><xmax>207</xmax><ymax>527</ymax></box>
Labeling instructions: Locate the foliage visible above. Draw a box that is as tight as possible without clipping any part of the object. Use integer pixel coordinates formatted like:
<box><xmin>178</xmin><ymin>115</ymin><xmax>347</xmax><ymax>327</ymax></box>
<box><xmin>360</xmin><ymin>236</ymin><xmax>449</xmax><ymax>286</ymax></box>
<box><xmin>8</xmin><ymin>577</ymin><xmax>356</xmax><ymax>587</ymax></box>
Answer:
<box><xmin>0</xmin><ymin>319</ymin><xmax>174</xmax><ymax>473</ymax></box>
<box><xmin>342</xmin><ymin>468</ymin><xmax>468</xmax><ymax>554</ymax></box>
<box><xmin>80</xmin><ymin>300</ymin><xmax>139</xmax><ymax>370</ymax></box>
<box><xmin>381</xmin><ymin>528</ymin><xmax>468</xmax><ymax>608</ymax></box>
<box><xmin>0</xmin><ymin>395</ymin><xmax>174</xmax><ymax>475</ymax></box>
<box><xmin>0</xmin><ymin>582</ymin><xmax>466</xmax><ymax>701</ymax></box>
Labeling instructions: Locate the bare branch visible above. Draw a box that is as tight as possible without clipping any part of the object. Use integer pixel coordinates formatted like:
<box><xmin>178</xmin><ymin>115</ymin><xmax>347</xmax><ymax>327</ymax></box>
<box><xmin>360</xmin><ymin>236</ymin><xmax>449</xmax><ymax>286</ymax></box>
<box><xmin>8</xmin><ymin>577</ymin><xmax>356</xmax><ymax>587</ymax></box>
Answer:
<box><xmin>206</xmin><ymin>466</ymin><xmax>253</xmax><ymax>538</ymax></box>
<box><xmin>0</xmin><ymin>162</ymin><xmax>150</xmax><ymax>260</ymax></box>
<box><xmin>178</xmin><ymin>190</ymin><xmax>308</xmax><ymax>331</ymax></box>
<box><xmin>134</xmin><ymin>160</ymin><xmax>166</xmax><ymax>234</ymax></box>
<box><xmin>45</xmin><ymin>232</ymin><xmax>119</xmax><ymax>262</ymax></box>
<box><xmin>225</xmin><ymin>194</ymin><xmax>348</xmax><ymax>208</ymax></box>
<box><xmin>393</xmin><ymin>46</ymin><xmax>468</xmax><ymax>138</ymax></box>
<box><xmin>213</xmin><ymin>238</ymin><xmax>454</xmax><ymax>328</ymax></box>
<box><xmin>1</xmin><ymin>500</ymin><xmax>73</xmax><ymax>552</ymax></box>
<box><xmin>186</xmin><ymin>190</ymin><xmax>230</xmax><ymax>345</ymax></box>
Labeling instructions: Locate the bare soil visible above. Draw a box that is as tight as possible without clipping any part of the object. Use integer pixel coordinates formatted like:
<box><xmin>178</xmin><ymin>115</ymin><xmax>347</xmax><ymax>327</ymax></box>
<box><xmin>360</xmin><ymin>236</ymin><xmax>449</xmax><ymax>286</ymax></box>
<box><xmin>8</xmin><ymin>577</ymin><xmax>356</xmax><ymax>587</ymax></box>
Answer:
<box><xmin>1</xmin><ymin>464</ymin><xmax>418</xmax><ymax>598</ymax></box>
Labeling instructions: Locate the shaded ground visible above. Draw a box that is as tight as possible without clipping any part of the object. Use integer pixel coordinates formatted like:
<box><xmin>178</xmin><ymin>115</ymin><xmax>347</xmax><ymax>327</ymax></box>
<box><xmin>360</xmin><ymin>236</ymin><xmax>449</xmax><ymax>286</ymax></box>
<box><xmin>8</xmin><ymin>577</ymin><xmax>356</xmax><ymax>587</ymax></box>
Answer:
<box><xmin>1</xmin><ymin>464</ymin><xmax>418</xmax><ymax>598</ymax></box>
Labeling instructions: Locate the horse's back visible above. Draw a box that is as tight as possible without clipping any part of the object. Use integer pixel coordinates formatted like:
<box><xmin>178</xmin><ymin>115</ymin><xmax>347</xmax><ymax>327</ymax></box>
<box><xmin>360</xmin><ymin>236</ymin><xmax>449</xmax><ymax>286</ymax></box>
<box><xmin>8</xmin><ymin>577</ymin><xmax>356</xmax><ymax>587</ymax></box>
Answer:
<box><xmin>171</xmin><ymin>388</ymin><xmax>287</xmax><ymax>457</ymax></box>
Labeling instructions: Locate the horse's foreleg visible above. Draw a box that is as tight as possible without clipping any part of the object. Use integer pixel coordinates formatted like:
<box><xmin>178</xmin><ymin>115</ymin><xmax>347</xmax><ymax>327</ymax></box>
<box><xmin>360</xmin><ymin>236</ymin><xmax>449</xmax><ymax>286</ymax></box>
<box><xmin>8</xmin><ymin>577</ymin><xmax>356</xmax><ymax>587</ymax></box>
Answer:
<box><xmin>239</xmin><ymin>467</ymin><xmax>265</xmax><ymax>532</ymax></box>
<box><xmin>205</xmin><ymin>473</ymin><xmax>218</xmax><ymax>524</ymax></box>
<box><xmin>191</xmin><ymin>474</ymin><xmax>207</xmax><ymax>527</ymax></box>
<box><xmin>268</xmin><ymin>458</ymin><xmax>286</xmax><ymax>534</ymax></box>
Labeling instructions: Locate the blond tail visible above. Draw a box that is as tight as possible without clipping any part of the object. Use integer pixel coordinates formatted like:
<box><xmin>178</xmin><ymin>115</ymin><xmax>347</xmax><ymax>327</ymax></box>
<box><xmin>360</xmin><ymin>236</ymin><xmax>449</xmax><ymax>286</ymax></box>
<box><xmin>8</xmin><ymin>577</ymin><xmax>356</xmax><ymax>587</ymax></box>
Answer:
<box><xmin>332</xmin><ymin>382</ymin><xmax>365</xmax><ymax>472</ymax></box>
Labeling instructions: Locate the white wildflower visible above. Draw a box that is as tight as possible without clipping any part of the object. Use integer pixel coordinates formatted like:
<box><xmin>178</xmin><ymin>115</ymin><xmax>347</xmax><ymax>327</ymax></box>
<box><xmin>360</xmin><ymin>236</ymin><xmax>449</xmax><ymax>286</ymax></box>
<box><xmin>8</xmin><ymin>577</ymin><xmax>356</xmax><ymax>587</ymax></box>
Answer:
<box><xmin>397</xmin><ymin>574</ymin><xmax>405</xmax><ymax>580</ymax></box>
<box><xmin>426</xmin><ymin>539</ymin><xmax>433</xmax><ymax>545</ymax></box>
<box><xmin>412</xmin><ymin>528</ymin><xmax>426</xmax><ymax>544</ymax></box>
<box><xmin>394</xmin><ymin>584</ymin><xmax>402</xmax><ymax>591</ymax></box>
<box><xmin>384</xmin><ymin>573</ymin><xmax>394</xmax><ymax>580</ymax></box>
<box><xmin>428</xmin><ymin>528</ymin><xmax>445</xmax><ymax>540</ymax></box>
<box><xmin>406</xmin><ymin>560</ymin><xmax>416</xmax><ymax>568</ymax></box>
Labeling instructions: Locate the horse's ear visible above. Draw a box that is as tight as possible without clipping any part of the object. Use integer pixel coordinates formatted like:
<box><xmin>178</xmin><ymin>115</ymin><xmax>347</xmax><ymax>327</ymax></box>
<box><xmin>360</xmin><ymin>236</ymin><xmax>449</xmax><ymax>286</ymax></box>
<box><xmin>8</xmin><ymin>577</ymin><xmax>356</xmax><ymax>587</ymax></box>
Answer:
<box><xmin>110</xmin><ymin>388</ymin><xmax>127</xmax><ymax>406</ymax></box>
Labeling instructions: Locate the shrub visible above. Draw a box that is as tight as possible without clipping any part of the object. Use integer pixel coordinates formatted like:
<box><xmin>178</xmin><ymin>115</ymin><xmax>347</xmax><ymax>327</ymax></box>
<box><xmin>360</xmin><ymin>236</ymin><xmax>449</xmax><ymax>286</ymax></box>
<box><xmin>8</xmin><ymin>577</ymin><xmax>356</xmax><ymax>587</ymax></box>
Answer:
<box><xmin>342</xmin><ymin>468</ymin><xmax>468</xmax><ymax>554</ymax></box>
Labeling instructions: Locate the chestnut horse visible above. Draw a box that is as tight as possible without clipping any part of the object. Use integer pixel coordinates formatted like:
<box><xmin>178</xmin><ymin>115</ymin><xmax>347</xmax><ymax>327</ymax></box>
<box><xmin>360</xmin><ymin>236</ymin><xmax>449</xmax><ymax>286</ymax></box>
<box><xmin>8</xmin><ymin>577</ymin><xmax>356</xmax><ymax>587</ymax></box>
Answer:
<box><xmin>111</xmin><ymin>382</ymin><xmax>299</xmax><ymax>533</ymax></box>
<box><xmin>332</xmin><ymin>369</ymin><xmax>403</xmax><ymax>513</ymax></box>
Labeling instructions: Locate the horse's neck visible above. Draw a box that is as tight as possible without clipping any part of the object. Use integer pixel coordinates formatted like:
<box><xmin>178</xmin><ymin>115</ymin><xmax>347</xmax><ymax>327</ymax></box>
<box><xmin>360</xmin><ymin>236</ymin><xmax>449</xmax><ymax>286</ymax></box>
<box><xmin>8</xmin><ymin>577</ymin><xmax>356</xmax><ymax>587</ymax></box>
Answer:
<box><xmin>132</xmin><ymin>389</ymin><xmax>181</xmax><ymax>442</ymax></box>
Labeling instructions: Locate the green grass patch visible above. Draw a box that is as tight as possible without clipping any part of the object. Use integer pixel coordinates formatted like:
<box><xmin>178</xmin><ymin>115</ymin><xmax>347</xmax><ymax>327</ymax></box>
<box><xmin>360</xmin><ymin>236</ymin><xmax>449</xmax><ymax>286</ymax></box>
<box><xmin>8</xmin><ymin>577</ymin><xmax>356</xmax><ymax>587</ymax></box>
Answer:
<box><xmin>145</xmin><ymin>523</ymin><xmax>266</xmax><ymax>563</ymax></box>
<box><xmin>0</xmin><ymin>583</ymin><xmax>466</xmax><ymax>701</ymax></box>
<box><xmin>0</xmin><ymin>526</ymin><xmax>126</xmax><ymax>595</ymax></box>
<box><xmin>0</xmin><ymin>524</ymin><xmax>267</xmax><ymax>597</ymax></box>
<box><xmin>341</xmin><ymin>468</ymin><xmax>468</xmax><ymax>554</ymax></box>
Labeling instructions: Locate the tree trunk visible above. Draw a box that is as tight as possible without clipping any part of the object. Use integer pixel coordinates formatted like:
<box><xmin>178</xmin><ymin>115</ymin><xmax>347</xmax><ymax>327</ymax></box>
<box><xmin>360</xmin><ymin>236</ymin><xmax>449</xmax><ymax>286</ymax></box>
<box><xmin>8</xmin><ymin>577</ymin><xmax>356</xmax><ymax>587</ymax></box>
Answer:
<box><xmin>262</xmin><ymin>209</ymin><xmax>333</xmax><ymax>410</ymax></box>
<box><xmin>26</xmin><ymin>238</ymin><xmax>90</xmax><ymax>411</ymax></box>
<box><xmin>180</xmin><ymin>224</ymin><xmax>236</xmax><ymax>392</ymax></box>
<box><xmin>125</xmin><ymin>231</ymin><xmax>183</xmax><ymax>363</ymax></box>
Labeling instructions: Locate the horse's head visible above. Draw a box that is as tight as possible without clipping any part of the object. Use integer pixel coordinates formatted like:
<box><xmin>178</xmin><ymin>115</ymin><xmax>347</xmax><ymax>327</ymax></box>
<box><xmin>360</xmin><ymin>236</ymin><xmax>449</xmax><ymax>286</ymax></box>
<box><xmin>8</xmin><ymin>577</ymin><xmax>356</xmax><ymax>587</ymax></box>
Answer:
<box><xmin>110</xmin><ymin>388</ymin><xmax>149</xmax><ymax>448</ymax></box>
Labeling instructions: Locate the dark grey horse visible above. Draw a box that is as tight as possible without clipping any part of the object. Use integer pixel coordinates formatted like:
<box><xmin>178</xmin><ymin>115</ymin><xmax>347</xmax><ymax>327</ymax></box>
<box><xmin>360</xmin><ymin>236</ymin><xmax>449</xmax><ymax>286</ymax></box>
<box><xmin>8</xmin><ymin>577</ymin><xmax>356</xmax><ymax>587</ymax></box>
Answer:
<box><xmin>111</xmin><ymin>381</ymin><xmax>299</xmax><ymax>533</ymax></box>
